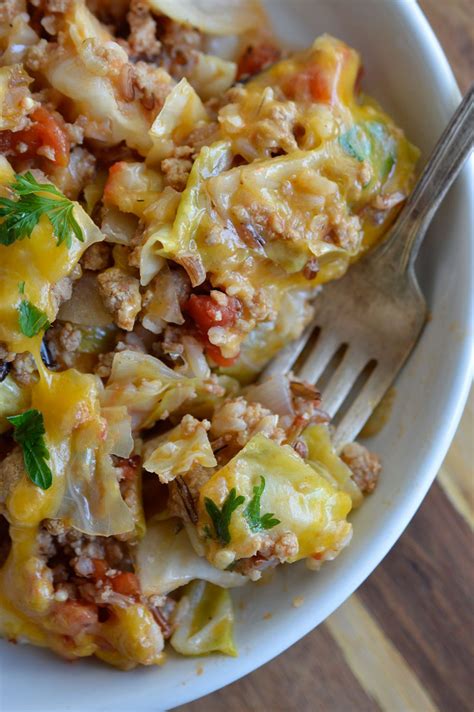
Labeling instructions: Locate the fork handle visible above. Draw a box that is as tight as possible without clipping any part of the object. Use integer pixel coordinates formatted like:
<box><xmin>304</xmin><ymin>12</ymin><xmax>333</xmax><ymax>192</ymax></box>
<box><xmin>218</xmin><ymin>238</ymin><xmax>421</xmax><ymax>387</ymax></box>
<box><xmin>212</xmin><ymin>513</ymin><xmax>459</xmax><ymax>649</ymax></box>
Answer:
<box><xmin>377</xmin><ymin>84</ymin><xmax>474</xmax><ymax>273</ymax></box>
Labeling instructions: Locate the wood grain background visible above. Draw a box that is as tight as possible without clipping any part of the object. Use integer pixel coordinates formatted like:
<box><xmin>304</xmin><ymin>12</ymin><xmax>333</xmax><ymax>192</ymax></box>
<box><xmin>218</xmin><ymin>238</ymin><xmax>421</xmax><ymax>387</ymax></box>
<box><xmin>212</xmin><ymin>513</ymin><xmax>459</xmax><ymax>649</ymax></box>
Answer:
<box><xmin>176</xmin><ymin>1</ymin><xmax>473</xmax><ymax>709</ymax></box>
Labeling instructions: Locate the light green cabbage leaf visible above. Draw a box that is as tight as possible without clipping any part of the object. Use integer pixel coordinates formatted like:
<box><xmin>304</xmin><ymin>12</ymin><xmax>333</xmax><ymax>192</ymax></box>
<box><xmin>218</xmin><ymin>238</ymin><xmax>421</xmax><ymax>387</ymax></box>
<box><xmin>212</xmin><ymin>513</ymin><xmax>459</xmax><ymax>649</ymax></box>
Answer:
<box><xmin>143</xmin><ymin>416</ymin><xmax>216</xmax><ymax>483</ymax></box>
<box><xmin>148</xmin><ymin>78</ymin><xmax>209</xmax><ymax>164</ymax></box>
<box><xmin>0</xmin><ymin>375</ymin><xmax>30</xmax><ymax>433</ymax></box>
<box><xmin>302</xmin><ymin>423</ymin><xmax>363</xmax><ymax>507</ymax></box>
<box><xmin>170</xmin><ymin>580</ymin><xmax>237</xmax><ymax>657</ymax></box>
<box><xmin>136</xmin><ymin>518</ymin><xmax>247</xmax><ymax>595</ymax></box>
<box><xmin>101</xmin><ymin>350</ymin><xmax>198</xmax><ymax>430</ymax></box>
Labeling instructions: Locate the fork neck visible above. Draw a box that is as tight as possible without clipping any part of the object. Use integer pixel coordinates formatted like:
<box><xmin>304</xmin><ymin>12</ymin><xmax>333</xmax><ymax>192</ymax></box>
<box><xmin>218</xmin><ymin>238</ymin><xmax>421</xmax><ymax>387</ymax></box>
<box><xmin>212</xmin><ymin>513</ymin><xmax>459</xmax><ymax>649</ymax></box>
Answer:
<box><xmin>374</xmin><ymin>85</ymin><xmax>474</xmax><ymax>274</ymax></box>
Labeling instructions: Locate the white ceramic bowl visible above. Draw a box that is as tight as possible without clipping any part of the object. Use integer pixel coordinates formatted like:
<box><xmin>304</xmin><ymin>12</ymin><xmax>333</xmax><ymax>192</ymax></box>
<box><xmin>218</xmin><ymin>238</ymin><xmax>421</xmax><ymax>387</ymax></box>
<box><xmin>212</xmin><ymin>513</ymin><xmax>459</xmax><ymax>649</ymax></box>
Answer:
<box><xmin>2</xmin><ymin>1</ymin><xmax>472</xmax><ymax>710</ymax></box>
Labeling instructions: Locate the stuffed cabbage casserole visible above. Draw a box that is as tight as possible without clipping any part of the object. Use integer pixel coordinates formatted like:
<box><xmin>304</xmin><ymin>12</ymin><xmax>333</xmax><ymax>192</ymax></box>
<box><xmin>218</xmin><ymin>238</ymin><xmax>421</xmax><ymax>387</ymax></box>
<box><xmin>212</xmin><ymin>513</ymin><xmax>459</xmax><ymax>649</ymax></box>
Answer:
<box><xmin>0</xmin><ymin>0</ymin><xmax>418</xmax><ymax>669</ymax></box>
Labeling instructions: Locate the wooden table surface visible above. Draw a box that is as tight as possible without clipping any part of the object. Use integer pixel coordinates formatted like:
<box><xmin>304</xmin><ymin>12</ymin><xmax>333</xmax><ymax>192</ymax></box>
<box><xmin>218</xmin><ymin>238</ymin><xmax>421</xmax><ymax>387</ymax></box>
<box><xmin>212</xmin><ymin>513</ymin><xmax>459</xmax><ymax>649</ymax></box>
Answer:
<box><xmin>176</xmin><ymin>2</ymin><xmax>473</xmax><ymax>710</ymax></box>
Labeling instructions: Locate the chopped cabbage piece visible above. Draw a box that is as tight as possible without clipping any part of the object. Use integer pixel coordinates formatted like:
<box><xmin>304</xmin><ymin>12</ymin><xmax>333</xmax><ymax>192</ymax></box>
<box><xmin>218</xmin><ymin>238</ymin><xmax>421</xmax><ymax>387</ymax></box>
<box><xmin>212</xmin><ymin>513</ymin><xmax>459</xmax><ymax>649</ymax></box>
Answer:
<box><xmin>0</xmin><ymin>65</ymin><xmax>33</xmax><ymax>131</ymax></box>
<box><xmin>102</xmin><ymin>406</ymin><xmax>133</xmax><ymax>458</ymax></box>
<box><xmin>43</xmin><ymin>1</ymin><xmax>172</xmax><ymax>155</ymax></box>
<box><xmin>170</xmin><ymin>581</ymin><xmax>237</xmax><ymax>657</ymax></box>
<box><xmin>218</xmin><ymin>34</ymin><xmax>419</xmax><ymax>252</ymax></box>
<box><xmin>101</xmin><ymin>350</ymin><xmax>200</xmax><ymax>429</ymax></box>
<box><xmin>154</xmin><ymin>140</ymin><xmax>232</xmax><ymax>286</ymax></box>
<box><xmin>30</xmin><ymin>370</ymin><xmax>134</xmax><ymax>536</ymax></box>
<box><xmin>148</xmin><ymin>78</ymin><xmax>209</xmax><ymax>165</ymax></box>
<box><xmin>302</xmin><ymin>423</ymin><xmax>363</xmax><ymax>507</ymax></box>
<box><xmin>221</xmin><ymin>289</ymin><xmax>313</xmax><ymax>383</ymax></box>
<box><xmin>57</xmin><ymin>271</ymin><xmax>114</xmax><ymax>328</ymax></box>
<box><xmin>100</xmin><ymin>206</ymin><xmax>138</xmax><ymax>246</ymax></box>
<box><xmin>98</xmin><ymin>603</ymin><xmax>165</xmax><ymax>667</ymax></box>
<box><xmin>83</xmin><ymin>169</ymin><xmax>107</xmax><ymax>215</ymax></box>
<box><xmin>0</xmin><ymin>375</ymin><xmax>30</xmax><ymax>433</ymax></box>
<box><xmin>138</xmin><ymin>187</ymin><xmax>181</xmax><ymax>286</ymax></box>
<box><xmin>143</xmin><ymin>415</ymin><xmax>216</xmax><ymax>483</ymax></box>
<box><xmin>136</xmin><ymin>518</ymin><xmax>247</xmax><ymax>595</ymax></box>
<box><xmin>65</xmin><ymin>0</ymin><xmax>110</xmax><ymax>47</ymax></box>
<box><xmin>198</xmin><ymin>433</ymin><xmax>352</xmax><ymax>567</ymax></box>
<box><xmin>0</xmin><ymin>13</ymin><xmax>38</xmax><ymax>67</ymax></box>
<box><xmin>207</xmin><ymin>146</ymin><xmax>358</xmax><ymax>275</ymax></box>
<box><xmin>5</xmin><ymin>368</ymin><xmax>136</xmax><ymax>536</ymax></box>
<box><xmin>188</xmin><ymin>53</ymin><xmax>237</xmax><ymax>102</ymax></box>
<box><xmin>140</xmin><ymin>263</ymin><xmax>185</xmax><ymax>334</ymax></box>
<box><xmin>104</xmin><ymin>162</ymin><xmax>164</xmax><ymax>218</ymax></box>
<box><xmin>147</xmin><ymin>0</ymin><xmax>264</xmax><ymax>36</ymax></box>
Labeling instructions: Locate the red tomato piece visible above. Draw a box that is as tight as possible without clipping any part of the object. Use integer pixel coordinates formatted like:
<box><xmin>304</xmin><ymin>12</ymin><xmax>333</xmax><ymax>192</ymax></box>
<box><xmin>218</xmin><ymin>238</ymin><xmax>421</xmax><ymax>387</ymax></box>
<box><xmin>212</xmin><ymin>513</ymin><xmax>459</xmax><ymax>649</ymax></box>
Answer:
<box><xmin>307</xmin><ymin>66</ymin><xmax>333</xmax><ymax>103</ymax></box>
<box><xmin>103</xmin><ymin>161</ymin><xmax>126</xmax><ymax>203</ymax></box>
<box><xmin>186</xmin><ymin>294</ymin><xmax>241</xmax><ymax>333</ymax></box>
<box><xmin>0</xmin><ymin>106</ymin><xmax>70</xmax><ymax>166</ymax></box>
<box><xmin>204</xmin><ymin>342</ymin><xmax>239</xmax><ymax>367</ymax></box>
<box><xmin>110</xmin><ymin>572</ymin><xmax>141</xmax><ymax>598</ymax></box>
<box><xmin>286</xmin><ymin>66</ymin><xmax>332</xmax><ymax>104</ymax></box>
<box><xmin>91</xmin><ymin>558</ymin><xmax>108</xmax><ymax>581</ymax></box>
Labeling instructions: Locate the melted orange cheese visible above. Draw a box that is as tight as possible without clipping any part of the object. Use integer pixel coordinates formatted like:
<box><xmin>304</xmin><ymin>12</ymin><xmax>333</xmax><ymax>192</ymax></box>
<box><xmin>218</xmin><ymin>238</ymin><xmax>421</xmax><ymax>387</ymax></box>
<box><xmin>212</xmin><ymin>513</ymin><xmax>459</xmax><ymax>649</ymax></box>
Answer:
<box><xmin>0</xmin><ymin>157</ymin><xmax>114</xmax><ymax>653</ymax></box>
<box><xmin>0</xmin><ymin>157</ymin><xmax>104</xmax><ymax>353</ymax></box>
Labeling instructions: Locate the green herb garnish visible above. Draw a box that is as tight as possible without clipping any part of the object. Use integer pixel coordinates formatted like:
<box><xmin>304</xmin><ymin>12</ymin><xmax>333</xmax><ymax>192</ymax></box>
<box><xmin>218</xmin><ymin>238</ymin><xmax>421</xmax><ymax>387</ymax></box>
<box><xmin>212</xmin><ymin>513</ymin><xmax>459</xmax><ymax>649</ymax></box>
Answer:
<box><xmin>339</xmin><ymin>125</ymin><xmax>371</xmax><ymax>162</ymax></box>
<box><xmin>7</xmin><ymin>409</ymin><xmax>52</xmax><ymax>490</ymax></box>
<box><xmin>244</xmin><ymin>476</ymin><xmax>280</xmax><ymax>532</ymax></box>
<box><xmin>0</xmin><ymin>172</ymin><xmax>83</xmax><ymax>247</ymax></box>
<box><xmin>339</xmin><ymin>121</ymin><xmax>397</xmax><ymax>181</ymax></box>
<box><xmin>204</xmin><ymin>488</ymin><xmax>245</xmax><ymax>546</ymax></box>
<box><xmin>18</xmin><ymin>299</ymin><xmax>50</xmax><ymax>338</ymax></box>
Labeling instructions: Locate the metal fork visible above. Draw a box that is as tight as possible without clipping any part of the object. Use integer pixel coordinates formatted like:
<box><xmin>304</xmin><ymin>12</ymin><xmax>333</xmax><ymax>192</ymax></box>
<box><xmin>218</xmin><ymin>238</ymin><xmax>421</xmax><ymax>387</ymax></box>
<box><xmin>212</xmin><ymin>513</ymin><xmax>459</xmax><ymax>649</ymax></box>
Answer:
<box><xmin>264</xmin><ymin>86</ymin><xmax>474</xmax><ymax>450</ymax></box>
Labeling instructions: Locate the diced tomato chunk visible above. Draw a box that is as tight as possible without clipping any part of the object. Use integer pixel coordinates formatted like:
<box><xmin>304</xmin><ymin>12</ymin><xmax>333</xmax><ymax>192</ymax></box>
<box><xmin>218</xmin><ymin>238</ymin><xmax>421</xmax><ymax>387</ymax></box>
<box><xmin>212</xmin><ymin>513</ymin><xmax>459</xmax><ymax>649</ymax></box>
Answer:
<box><xmin>185</xmin><ymin>294</ymin><xmax>242</xmax><ymax>366</ymax></box>
<box><xmin>237</xmin><ymin>43</ymin><xmax>281</xmax><ymax>80</ymax></box>
<box><xmin>91</xmin><ymin>558</ymin><xmax>108</xmax><ymax>581</ymax></box>
<box><xmin>52</xmin><ymin>601</ymin><xmax>98</xmax><ymax>636</ymax></box>
<box><xmin>285</xmin><ymin>66</ymin><xmax>333</xmax><ymax>104</ymax></box>
<box><xmin>110</xmin><ymin>572</ymin><xmax>141</xmax><ymax>598</ymax></box>
<box><xmin>307</xmin><ymin>67</ymin><xmax>333</xmax><ymax>103</ymax></box>
<box><xmin>204</xmin><ymin>342</ymin><xmax>239</xmax><ymax>367</ymax></box>
<box><xmin>103</xmin><ymin>161</ymin><xmax>126</xmax><ymax>203</ymax></box>
<box><xmin>0</xmin><ymin>106</ymin><xmax>70</xmax><ymax>166</ymax></box>
<box><xmin>186</xmin><ymin>293</ymin><xmax>241</xmax><ymax>333</ymax></box>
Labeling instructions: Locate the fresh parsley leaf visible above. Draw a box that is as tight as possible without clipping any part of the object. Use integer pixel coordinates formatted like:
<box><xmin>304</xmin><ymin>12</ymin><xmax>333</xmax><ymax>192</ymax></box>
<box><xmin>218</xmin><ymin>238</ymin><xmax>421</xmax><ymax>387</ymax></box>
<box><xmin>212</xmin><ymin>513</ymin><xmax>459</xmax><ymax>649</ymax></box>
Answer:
<box><xmin>339</xmin><ymin>125</ymin><xmax>371</xmax><ymax>162</ymax></box>
<box><xmin>6</xmin><ymin>409</ymin><xmax>52</xmax><ymax>489</ymax></box>
<box><xmin>18</xmin><ymin>281</ymin><xmax>25</xmax><ymax>294</ymax></box>
<box><xmin>339</xmin><ymin>121</ymin><xmax>398</xmax><ymax>187</ymax></box>
<box><xmin>18</xmin><ymin>299</ymin><xmax>50</xmax><ymax>338</ymax></box>
<box><xmin>244</xmin><ymin>476</ymin><xmax>280</xmax><ymax>532</ymax></box>
<box><xmin>0</xmin><ymin>172</ymin><xmax>83</xmax><ymax>248</ymax></box>
<box><xmin>204</xmin><ymin>488</ymin><xmax>245</xmax><ymax>546</ymax></box>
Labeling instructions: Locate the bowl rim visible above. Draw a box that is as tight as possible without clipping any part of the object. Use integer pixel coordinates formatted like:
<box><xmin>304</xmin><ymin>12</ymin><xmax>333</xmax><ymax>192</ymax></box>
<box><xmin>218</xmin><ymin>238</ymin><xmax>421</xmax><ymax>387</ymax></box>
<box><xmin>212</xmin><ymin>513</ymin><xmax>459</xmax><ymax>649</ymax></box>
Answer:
<box><xmin>1</xmin><ymin>2</ymin><xmax>472</xmax><ymax>710</ymax></box>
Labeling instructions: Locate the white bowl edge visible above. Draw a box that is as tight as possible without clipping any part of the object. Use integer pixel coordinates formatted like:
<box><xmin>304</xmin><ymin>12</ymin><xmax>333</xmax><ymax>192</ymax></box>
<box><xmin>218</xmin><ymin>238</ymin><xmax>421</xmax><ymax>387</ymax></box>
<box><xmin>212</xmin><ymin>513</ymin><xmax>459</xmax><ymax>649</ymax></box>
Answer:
<box><xmin>0</xmin><ymin>1</ymin><xmax>472</xmax><ymax>710</ymax></box>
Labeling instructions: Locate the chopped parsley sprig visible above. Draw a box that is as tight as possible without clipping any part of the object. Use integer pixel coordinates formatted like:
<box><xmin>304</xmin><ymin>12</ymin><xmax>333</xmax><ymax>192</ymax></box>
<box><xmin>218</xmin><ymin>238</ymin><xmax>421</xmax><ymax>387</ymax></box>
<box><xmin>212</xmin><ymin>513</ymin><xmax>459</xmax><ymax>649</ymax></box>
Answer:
<box><xmin>204</xmin><ymin>488</ymin><xmax>245</xmax><ymax>546</ymax></box>
<box><xmin>16</xmin><ymin>282</ymin><xmax>50</xmax><ymax>338</ymax></box>
<box><xmin>0</xmin><ymin>172</ymin><xmax>83</xmax><ymax>247</ymax></box>
<box><xmin>7</xmin><ymin>409</ymin><xmax>52</xmax><ymax>490</ymax></box>
<box><xmin>18</xmin><ymin>300</ymin><xmax>50</xmax><ymax>338</ymax></box>
<box><xmin>204</xmin><ymin>478</ymin><xmax>280</xmax><ymax>546</ymax></box>
<box><xmin>244</xmin><ymin>476</ymin><xmax>280</xmax><ymax>532</ymax></box>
